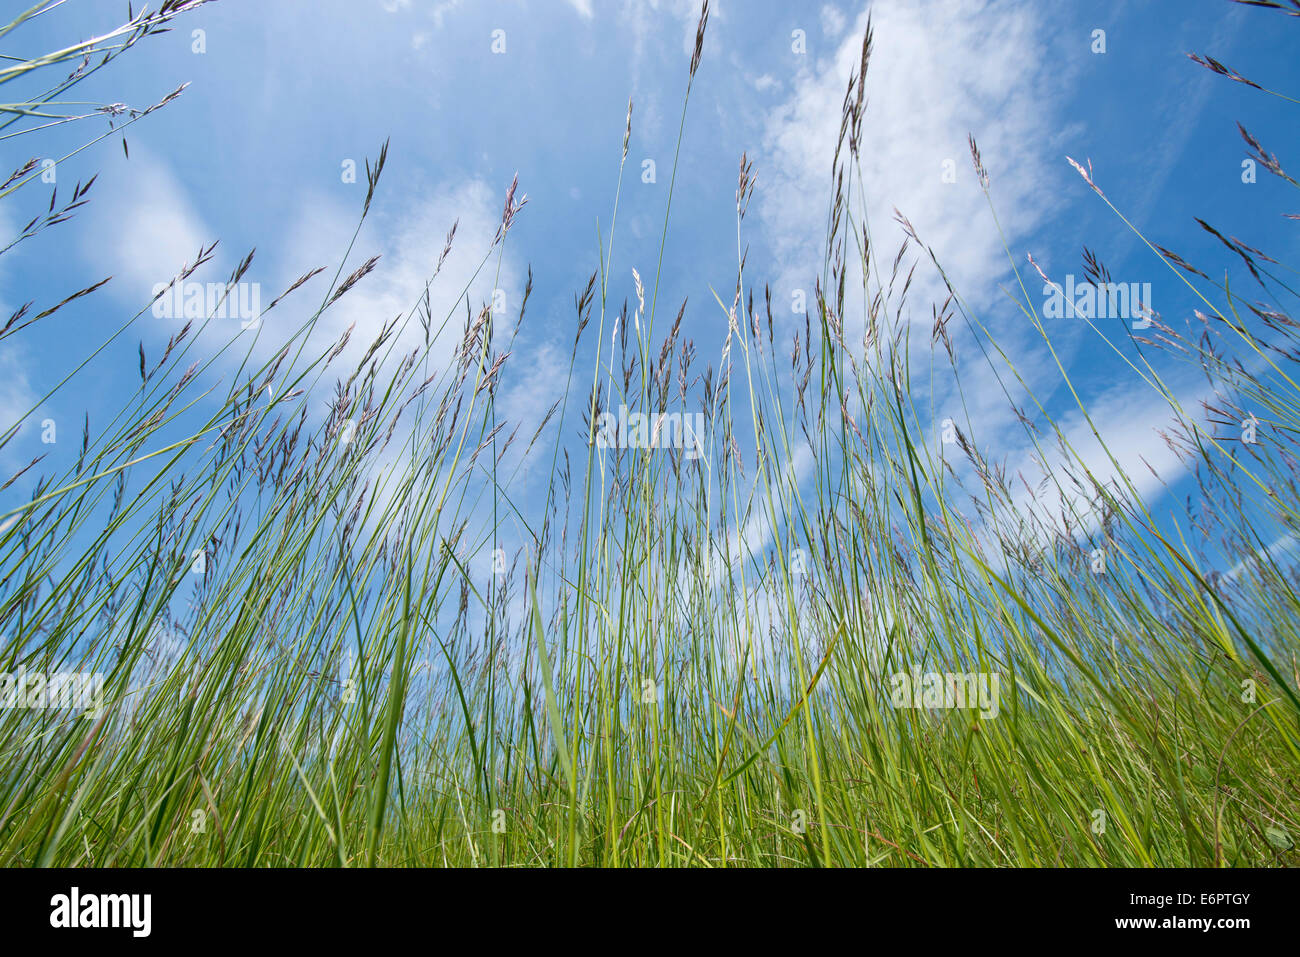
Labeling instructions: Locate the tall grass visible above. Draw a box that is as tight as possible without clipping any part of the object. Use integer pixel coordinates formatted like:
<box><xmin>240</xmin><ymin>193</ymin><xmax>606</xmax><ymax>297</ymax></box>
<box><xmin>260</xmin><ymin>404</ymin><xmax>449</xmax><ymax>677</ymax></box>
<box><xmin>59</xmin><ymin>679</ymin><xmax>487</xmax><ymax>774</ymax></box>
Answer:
<box><xmin>1</xmin><ymin>1</ymin><xmax>1298</xmax><ymax>867</ymax></box>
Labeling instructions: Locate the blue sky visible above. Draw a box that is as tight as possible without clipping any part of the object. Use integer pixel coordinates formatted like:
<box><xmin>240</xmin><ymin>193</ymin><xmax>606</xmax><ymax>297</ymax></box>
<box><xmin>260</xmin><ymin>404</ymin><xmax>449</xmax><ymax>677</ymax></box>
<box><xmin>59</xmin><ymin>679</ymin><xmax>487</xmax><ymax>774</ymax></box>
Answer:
<box><xmin>3</xmin><ymin>0</ymin><xmax>1299</xmax><ymax>580</ymax></box>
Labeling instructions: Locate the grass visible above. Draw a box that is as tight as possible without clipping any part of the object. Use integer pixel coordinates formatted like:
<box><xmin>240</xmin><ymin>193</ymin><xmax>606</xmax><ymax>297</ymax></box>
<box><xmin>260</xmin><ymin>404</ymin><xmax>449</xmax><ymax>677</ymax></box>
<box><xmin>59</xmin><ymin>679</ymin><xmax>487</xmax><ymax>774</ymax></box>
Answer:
<box><xmin>0</xmin><ymin>0</ymin><xmax>1298</xmax><ymax>868</ymax></box>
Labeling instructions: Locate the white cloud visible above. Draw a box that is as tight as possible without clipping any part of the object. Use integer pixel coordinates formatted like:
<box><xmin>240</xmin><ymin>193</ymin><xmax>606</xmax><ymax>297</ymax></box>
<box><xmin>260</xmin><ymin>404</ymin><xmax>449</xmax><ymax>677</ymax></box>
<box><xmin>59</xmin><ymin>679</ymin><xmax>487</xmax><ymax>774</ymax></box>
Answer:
<box><xmin>567</xmin><ymin>0</ymin><xmax>594</xmax><ymax>18</ymax></box>
<box><xmin>992</xmin><ymin>378</ymin><xmax>1205</xmax><ymax>551</ymax></box>
<box><xmin>1224</xmin><ymin>533</ymin><xmax>1300</xmax><ymax>586</ymax></box>
<box><xmin>294</xmin><ymin>177</ymin><xmax>523</xmax><ymax>374</ymax></box>
<box><xmin>80</xmin><ymin>148</ymin><xmax>215</xmax><ymax>305</ymax></box>
<box><xmin>748</xmin><ymin>1</ymin><xmax>1225</xmax><ymax>564</ymax></box>
<box><xmin>77</xmin><ymin>145</ymin><xmax>529</xmax><ymax>536</ymax></box>
<box><xmin>0</xmin><ymin>343</ymin><xmax>39</xmax><ymax>467</ymax></box>
<box><xmin>266</xmin><ymin>175</ymin><xmax>529</xmax><ymax>539</ymax></box>
<box><xmin>623</xmin><ymin>0</ymin><xmax>719</xmax><ymax>71</ymax></box>
<box><xmin>429</xmin><ymin>0</ymin><xmax>464</xmax><ymax>29</ymax></box>
<box><xmin>758</xmin><ymin>0</ymin><xmax>1075</xmax><ymax>339</ymax></box>
<box><xmin>499</xmin><ymin>341</ymin><xmax>569</xmax><ymax>438</ymax></box>
<box><xmin>486</xmin><ymin>337</ymin><xmax>575</xmax><ymax>494</ymax></box>
<box><xmin>753</xmin><ymin>0</ymin><xmax>1185</xmax><ymax>547</ymax></box>
<box><xmin>820</xmin><ymin>4</ymin><xmax>846</xmax><ymax>37</ymax></box>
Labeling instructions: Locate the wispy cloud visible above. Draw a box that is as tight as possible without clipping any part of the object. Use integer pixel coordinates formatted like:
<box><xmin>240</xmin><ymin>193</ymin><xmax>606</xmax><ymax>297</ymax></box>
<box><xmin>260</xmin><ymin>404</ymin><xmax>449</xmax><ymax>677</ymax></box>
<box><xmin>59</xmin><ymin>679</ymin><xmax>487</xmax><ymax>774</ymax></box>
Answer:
<box><xmin>758</xmin><ymin>0</ymin><xmax>1075</xmax><ymax>332</ymax></box>
<box><xmin>80</xmin><ymin>149</ymin><xmax>215</xmax><ymax>305</ymax></box>
<box><xmin>0</xmin><ymin>344</ymin><xmax>39</xmax><ymax>466</ymax></box>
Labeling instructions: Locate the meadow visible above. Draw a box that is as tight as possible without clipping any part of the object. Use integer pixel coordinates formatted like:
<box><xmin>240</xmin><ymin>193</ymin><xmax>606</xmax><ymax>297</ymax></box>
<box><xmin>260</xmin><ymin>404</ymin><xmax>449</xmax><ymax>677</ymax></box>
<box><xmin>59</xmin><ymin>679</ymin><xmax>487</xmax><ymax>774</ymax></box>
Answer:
<box><xmin>0</xmin><ymin>0</ymin><xmax>1298</xmax><ymax>868</ymax></box>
